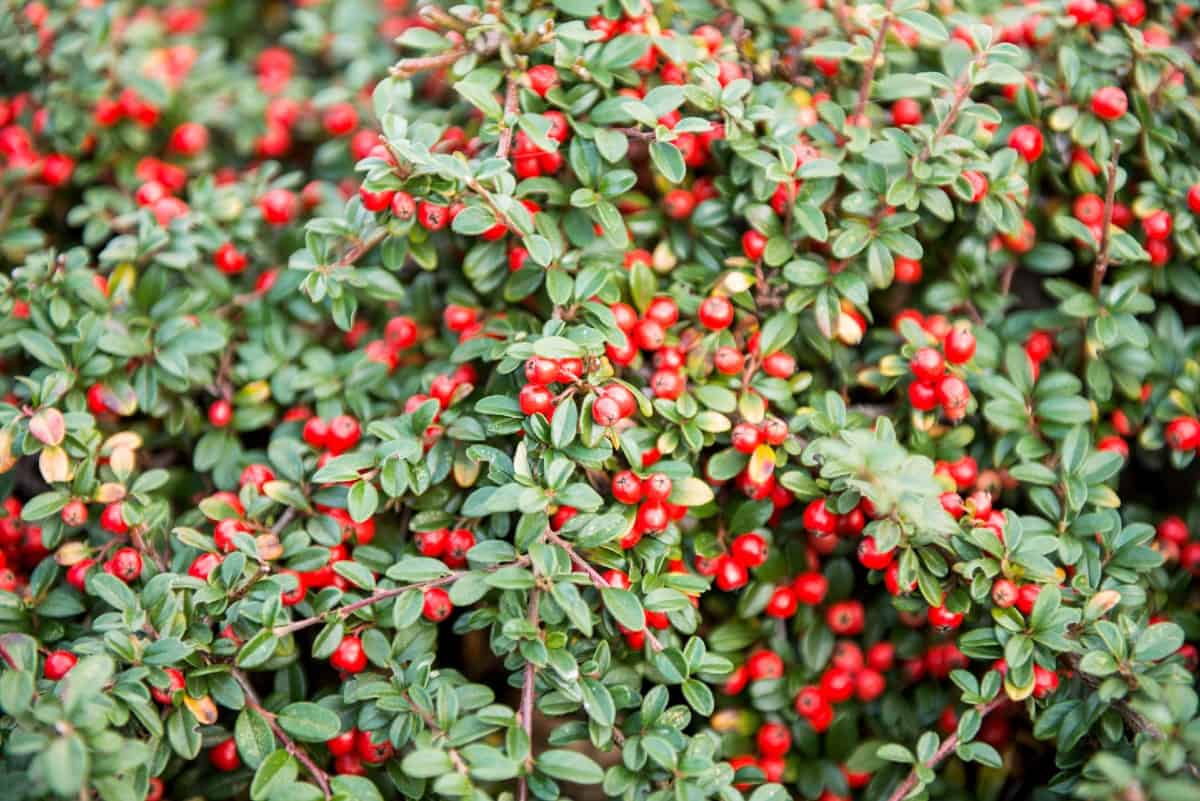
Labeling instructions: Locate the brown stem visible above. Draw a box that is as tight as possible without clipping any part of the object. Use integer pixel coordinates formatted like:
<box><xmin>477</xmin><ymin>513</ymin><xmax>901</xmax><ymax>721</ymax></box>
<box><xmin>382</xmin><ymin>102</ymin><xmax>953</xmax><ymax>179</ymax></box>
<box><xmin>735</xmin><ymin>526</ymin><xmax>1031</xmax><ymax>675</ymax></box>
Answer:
<box><xmin>852</xmin><ymin>1</ymin><xmax>894</xmax><ymax>121</ymax></box>
<box><xmin>884</xmin><ymin>697</ymin><xmax>1006</xmax><ymax>801</ymax></box>
<box><xmin>496</xmin><ymin>76</ymin><xmax>520</xmax><ymax>160</ymax></box>
<box><xmin>272</xmin><ymin>556</ymin><xmax>529</xmax><ymax>636</ymax></box>
<box><xmin>390</xmin><ymin>48</ymin><xmax>468</xmax><ymax>79</ymax></box>
<box><xmin>517</xmin><ymin>588</ymin><xmax>541</xmax><ymax>801</ymax></box>
<box><xmin>1064</xmin><ymin>654</ymin><xmax>1200</xmax><ymax>780</ymax></box>
<box><xmin>543</xmin><ymin>530</ymin><xmax>663</xmax><ymax>652</ymax></box>
<box><xmin>271</xmin><ymin>508</ymin><xmax>297</xmax><ymax>535</ymax></box>
<box><xmin>232</xmin><ymin>669</ymin><xmax>332</xmax><ymax>799</ymax></box>
<box><xmin>336</xmin><ymin>227</ymin><xmax>388</xmax><ymax>269</ymax></box>
<box><xmin>1090</xmin><ymin>142</ymin><xmax>1122</xmax><ymax>298</ymax></box>
<box><xmin>404</xmin><ymin>693</ymin><xmax>469</xmax><ymax>774</ymax></box>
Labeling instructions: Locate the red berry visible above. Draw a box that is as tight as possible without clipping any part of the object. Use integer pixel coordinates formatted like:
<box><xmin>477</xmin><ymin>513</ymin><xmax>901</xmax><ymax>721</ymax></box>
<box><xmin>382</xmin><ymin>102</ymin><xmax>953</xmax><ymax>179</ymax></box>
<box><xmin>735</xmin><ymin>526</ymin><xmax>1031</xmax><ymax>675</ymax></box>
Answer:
<box><xmin>944</xmin><ymin>327</ymin><xmax>976</xmax><ymax>364</ymax></box>
<box><xmin>756</xmin><ymin>721</ymin><xmax>792</xmax><ymax>757</ymax></box>
<box><xmin>61</xmin><ymin>499</ymin><xmax>88</xmax><ymax>527</ymax></box>
<box><xmin>1166</xmin><ymin>416</ymin><xmax>1200</xmax><ymax>450</ymax></box>
<box><xmin>894</xmin><ymin>256</ymin><xmax>922</xmax><ymax>284</ymax></box>
<box><xmin>730</xmin><ymin>533</ymin><xmax>768</xmax><ymax>568</ymax></box>
<box><xmin>714</xmin><ymin>346</ymin><xmax>744</xmax><ymax>375</ymax></box>
<box><xmin>106</xmin><ymin>547</ymin><xmax>143</xmax><ymax>582</ymax></box>
<box><xmin>327</xmin><ymin>729</ymin><xmax>357</xmax><ymax>757</ymax></box>
<box><xmin>43</xmin><ymin>649</ymin><xmax>77</xmax><ymax>680</ymax></box>
<box><xmin>664</xmin><ymin>188</ymin><xmax>696</xmax><ymax>219</ymax></box>
<box><xmin>355</xmin><ymin>730</ymin><xmax>394</xmax><ymax>764</ymax></box>
<box><xmin>210</xmin><ymin>738</ymin><xmax>241</xmax><ymax>772</ymax></box>
<box><xmin>327</xmin><ymin>415</ymin><xmax>361</xmax><ymax>454</ymax></box>
<box><xmin>803</xmin><ymin>499</ymin><xmax>836</xmax><ymax>534</ymax></box>
<box><xmin>188</xmin><ymin>552</ymin><xmax>222</xmax><ymax>581</ymax></box>
<box><xmin>731</xmin><ymin>422</ymin><xmax>763</xmax><ymax>454</ymax></box>
<box><xmin>698</xmin><ymin>296</ymin><xmax>734</xmax><ymax>330</ymax></box>
<box><xmin>1187</xmin><ymin>185</ymin><xmax>1200</xmax><ymax>215</ymax></box>
<box><xmin>762</xmin><ymin>352</ymin><xmax>795</xmax><ymax>378</ymax></box>
<box><xmin>962</xmin><ymin>170</ymin><xmax>988</xmax><ymax>203</ymax></box>
<box><xmin>417</xmin><ymin>201</ymin><xmax>449</xmax><ymax>231</ymax></box>
<box><xmin>527</xmin><ymin>64</ymin><xmax>559</xmax><ymax>96</ymax></box>
<box><xmin>765</xmin><ymin>586</ymin><xmax>798</xmax><ymax>618</ymax></box>
<box><xmin>1142</xmin><ymin>210</ymin><xmax>1173</xmax><ymax>240</ymax></box>
<box><xmin>715</xmin><ymin>555</ymin><xmax>749</xmax><ymax>591</ymax></box>
<box><xmin>331</xmin><ymin>635</ymin><xmax>368</xmax><ymax>673</ymax></box>
<box><xmin>422</xmin><ymin>587</ymin><xmax>452</xmax><ymax>622</ymax></box>
<box><xmin>1008</xmin><ymin>124</ymin><xmax>1044</xmax><ymax>161</ymax></box>
<box><xmin>827</xmin><ymin>600</ymin><xmax>865</xmax><ymax>635</ymax></box>
<box><xmin>259</xmin><ymin>188</ymin><xmax>298</xmax><ymax>225</ymax></box>
<box><xmin>303</xmin><ymin>417</ymin><xmax>329</xmax><ymax>448</ymax></box>
<box><xmin>742</xmin><ymin>230</ymin><xmax>767</xmax><ymax>260</ymax></box>
<box><xmin>611</xmin><ymin>470</ymin><xmax>644</xmax><ymax>504</ymax></box>
<box><xmin>857</xmin><ymin>536</ymin><xmax>894</xmax><ymax>570</ymax></box>
<box><xmin>1091</xmin><ymin>86</ymin><xmax>1128</xmax><ymax>120</ymax></box>
<box><xmin>208</xmin><ymin>399</ymin><xmax>232</xmax><ymax>427</ymax></box>
<box><xmin>793</xmin><ymin>572</ymin><xmax>827</xmax><ymax>605</ymax></box>
<box><xmin>169</xmin><ymin>122</ymin><xmax>209</xmax><ymax>155</ymax></box>
<box><xmin>910</xmin><ymin>347</ymin><xmax>945</xmax><ymax>382</ymax></box>
<box><xmin>992</xmin><ymin>578</ymin><xmax>1019</xmax><ymax>608</ymax></box>
<box><xmin>519</xmin><ymin>384</ymin><xmax>554</xmax><ymax>416</ymax></box>
<box><xmin>746</xmin><ymin>649</ymin><xmax>784</xmax><ymax>680</ymax></box>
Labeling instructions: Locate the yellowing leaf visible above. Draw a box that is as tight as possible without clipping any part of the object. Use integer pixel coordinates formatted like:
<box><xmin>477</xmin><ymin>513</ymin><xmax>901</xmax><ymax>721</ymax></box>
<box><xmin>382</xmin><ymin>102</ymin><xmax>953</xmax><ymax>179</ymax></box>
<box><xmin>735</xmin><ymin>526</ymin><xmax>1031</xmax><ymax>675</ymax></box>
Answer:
<box><xmin>39</xmin><ymin>445</ymin><xmax>70</xmax><ymax>483</ymax></box>
<box><xmin>184</xmin><ymin>693</ymin><xmax>218</xmax><ymax>725</ymax></box>
<box><xmin>1004</xmin><ymin>674</ymin><xmax>1035</xmax><ymax>702</ymax></box>
<box><xmin>28</xmin><ymin>408</ymin><xmax>65</xmax><ymax>446</ymax></box>
<box><xmin>747</xmin><ymin>444</ymin><xmax>776</xmax><ymax>485</ymax></box>
<box><xmin>669</xmin><ymin>477</ymin><xmax>715</xmax><ymax>507</ymax></box>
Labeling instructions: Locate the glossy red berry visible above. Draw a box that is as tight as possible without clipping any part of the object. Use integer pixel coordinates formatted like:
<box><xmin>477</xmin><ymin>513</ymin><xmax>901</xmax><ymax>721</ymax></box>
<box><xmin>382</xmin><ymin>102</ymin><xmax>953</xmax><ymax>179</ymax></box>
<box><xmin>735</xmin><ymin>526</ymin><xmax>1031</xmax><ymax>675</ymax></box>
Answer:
<box><xmin>1009</xmin><ymin>124</ymin><xmax>1044</xmax><ymax>161</ymax></box>
<box><xmin>208</xmin><ymin>399</ymin><xmax>232</xmax><ymax>427</ymax></box>
<box><xmin>944</xmin><ymin>327</ymin><xmax>976</xmax><ymax>364</ymax></box>
<box><xmin>1091</xmin><ymin>86</ymin><xmax>1127</xmax><ymax>120</ymax></box>
<box><xmin>331</xmin><ymin>635</ymin><xmax>368</xmax><ymax>673</ymax></box>
<box><xmin>43</xmin><ymin>649</ymin><xmax>77</xmax><ymax>680</ymax></box>
<box><xmin>698</xmin><ymin>296</ymin><xmax>734</xmax><ymax>330</ymax></box>
<box><xmin>210</xmin><ymin>738</ymin><xmax>241</xmax><ymax>772</ymax></box>
<box><xmin>527</xmin><ymin>64</ymin><xmax>559</xmax><ymax>96</ymax></box>
<box><xmin>741</xmin><ymin>230</ymin><xmax>767</xmax><ymax>260</ymax></box>
<box><xmin>106</xmin><ymin>547</ymin><xmax>143</xmax><ymax>583</ymax></box>
<box><xmin>422</xmin><ymin>587</ymin><xmax>452</xmax><ymax>622</ymax></box>
<box><xmin>730</xmin><ymin>533</ymin><xmax>768</xmax><ymax>568</ymax></box>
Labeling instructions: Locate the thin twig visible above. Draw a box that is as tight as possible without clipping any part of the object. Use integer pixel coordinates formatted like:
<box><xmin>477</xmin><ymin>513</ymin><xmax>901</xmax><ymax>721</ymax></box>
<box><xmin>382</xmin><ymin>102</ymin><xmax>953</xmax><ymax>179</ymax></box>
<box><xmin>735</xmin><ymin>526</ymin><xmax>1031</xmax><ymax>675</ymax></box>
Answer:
<box><xmin>336</xmin><ymin>227</ymin><xmax>388</xmax><ymax>269</ymax></box>
<box><xmin>272</xmin><ymin>556</ymin><xmax>529</xmax><ymax>637</ymax></box>
<box><xmin>390</xmin><ymin>49</ymin><xmax>468</xmax><ymax>79</ymax></box>
<box><xmin>884</xmin><ymin>697</ymin><xmax>1006</xmax><ymax>801</ymax></box>
<box><xmin>517</xmin><ymin>588</ymin><xmax>541</xmax><ymax>801</ymax></box>
<box><xmin>232</xmin><ymin>669</ymin><xmax>332</xmax><ymax>799</ymax></box>
<box><xmin>852</xmin><ymin>0</ymin><xmax>894</xmax><ymax>121</ymax></box>
<box><xmin>543</xmin><ymin>530</ymin><xmax>663</xmax><ymax>652</ymax></box>
<box><xmin>403</xmin><ymin>693</ymin><xmax>470</xmax><ymax>774</ymax></box>
<box><xmin>270</xmin><ymin>508</ymin><xmax>296</xmax><ymax>535</ymax></box>
<box><xmin>496</xmin><ymin>75</ymin><xmax>519</xmax><ymax>160</ymax></box>
<box><xmin>1065</xmin><ymin>654</ymin><xmax>1200</xmax><ymax>780</ymax></box>
<box><xmin>1090</xmin><ymin>142</ymin><xmax>1122</xmax><ymax>298</ymax></box>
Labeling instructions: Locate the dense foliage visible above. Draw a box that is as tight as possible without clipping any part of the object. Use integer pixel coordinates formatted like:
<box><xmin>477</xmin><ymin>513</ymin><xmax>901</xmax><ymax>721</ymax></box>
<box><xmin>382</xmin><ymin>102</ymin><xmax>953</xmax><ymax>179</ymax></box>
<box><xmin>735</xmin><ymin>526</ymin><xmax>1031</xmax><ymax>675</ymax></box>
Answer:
<box><xmin>2</xmin><ymin>1</ymin><xmax>1200</xmax><ymax>800</ymax></box>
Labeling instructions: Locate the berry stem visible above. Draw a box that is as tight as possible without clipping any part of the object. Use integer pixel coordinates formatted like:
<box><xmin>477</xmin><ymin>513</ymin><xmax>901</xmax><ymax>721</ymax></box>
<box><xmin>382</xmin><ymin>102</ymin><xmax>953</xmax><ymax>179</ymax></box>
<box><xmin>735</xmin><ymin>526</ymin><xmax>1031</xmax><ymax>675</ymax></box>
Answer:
<box><xmin>403</xmin><ymin>692</ymin><xmax>470</xmax><ymax>774</ymax></box>
<box><xmin>496</xmin><ymin>75</ymin><xmax>520</xmax><ymax>161</ymax></box>
<box><xmin>544</xmin><ymin>529</ymin><xmax>664</xmax><ymax>652</ymax></box>
<box><xmin>883</xmin><ymin>696</ymin><xmax>1005</xmax><ymax>801</ymax></box>
<box><xmin>231</xmin><ymin>668</ymin><xmax>332</xmax><ymax>799</ymax></box>
<box><xmin>271</xmin><ymin>555</ymin><xmax>530</xmax><ymax>637</ymax></box>
<box><xmin>1090</xmin><ymin>141</ymin><xmax>1122</xmax><ymax>298</ymax></box>
<box><xmin>517</xmin><ymin>586</ymin><xmax>541</xmax><ymax>801</ymax></box>
<box><xmin>852</xmin><ymin>0</ymin><xmax>895</xmax><ymax>122</ymax></box>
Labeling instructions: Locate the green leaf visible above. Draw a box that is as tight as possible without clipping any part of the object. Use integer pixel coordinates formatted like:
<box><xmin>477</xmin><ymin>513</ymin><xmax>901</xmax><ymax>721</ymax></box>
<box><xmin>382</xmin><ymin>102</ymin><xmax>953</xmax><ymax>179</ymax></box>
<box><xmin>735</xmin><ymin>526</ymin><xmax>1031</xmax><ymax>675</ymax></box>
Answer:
<box><xmin>277</xmin><ymin>703</ymin><xmax>341</xmax><ymax>742</ymax></box>
<box><xmin>250</xmin><ymin>750</ymin><xmax>298</xmax><ymax>801</ymax></box>
<box><xmin>1134</xmin><ymin>623</ymin><xmax>1184</xmax><ymax>662</ymax></box>
<box><xmin>601</xmin><ymin>587</ymin><xmax>644</xmax><ymax>631</ymax></box>
<box><xmin>536</xmin><ymin>749</ymin><xmax>604</xmax><ymax>784</ymax></box>
<box><xmin>649</xmin><ymin>142</ymin><xmax>685</xmax><ymax>183</ymax></box>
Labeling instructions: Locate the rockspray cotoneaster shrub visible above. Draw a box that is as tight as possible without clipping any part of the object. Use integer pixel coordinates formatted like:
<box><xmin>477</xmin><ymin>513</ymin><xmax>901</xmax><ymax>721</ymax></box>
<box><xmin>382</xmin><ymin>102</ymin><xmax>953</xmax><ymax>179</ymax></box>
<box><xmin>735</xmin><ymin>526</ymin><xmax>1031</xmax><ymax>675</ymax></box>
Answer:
<box><xmin>2</xmin><ymin>1</ymin><xmax>1200</xmax><ymax>800</ymax></box>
